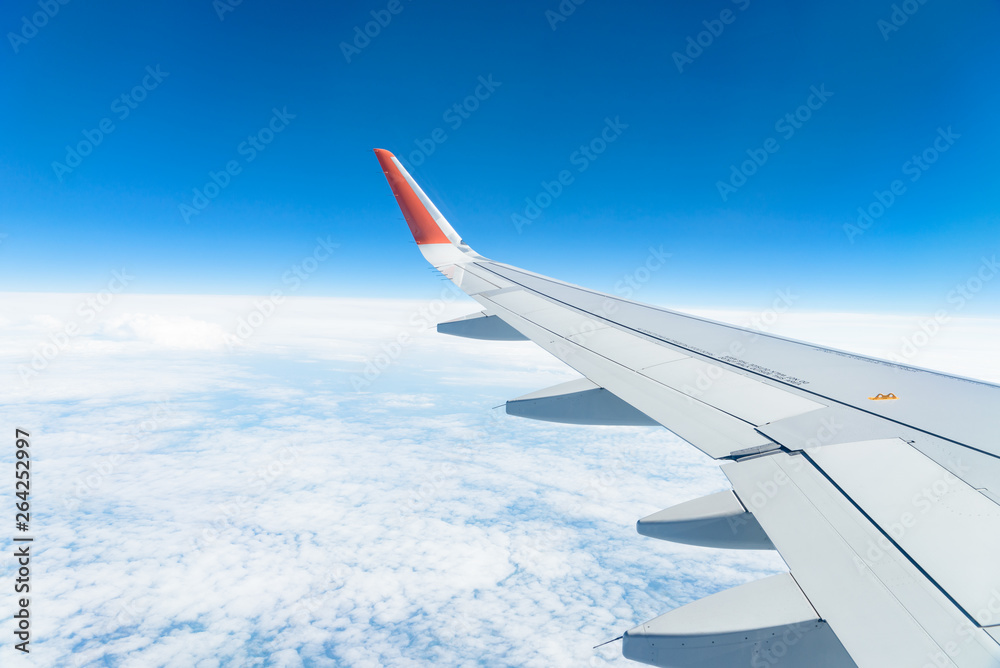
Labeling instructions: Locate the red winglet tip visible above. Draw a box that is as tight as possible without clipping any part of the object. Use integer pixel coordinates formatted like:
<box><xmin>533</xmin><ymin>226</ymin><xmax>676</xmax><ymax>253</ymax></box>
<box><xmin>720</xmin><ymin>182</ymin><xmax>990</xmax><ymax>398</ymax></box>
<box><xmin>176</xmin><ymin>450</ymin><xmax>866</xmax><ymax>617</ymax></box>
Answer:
<box><xmin>373</xmin><ymin>148</ymin><xmax>451</xmax><ymax>245</ymax></box>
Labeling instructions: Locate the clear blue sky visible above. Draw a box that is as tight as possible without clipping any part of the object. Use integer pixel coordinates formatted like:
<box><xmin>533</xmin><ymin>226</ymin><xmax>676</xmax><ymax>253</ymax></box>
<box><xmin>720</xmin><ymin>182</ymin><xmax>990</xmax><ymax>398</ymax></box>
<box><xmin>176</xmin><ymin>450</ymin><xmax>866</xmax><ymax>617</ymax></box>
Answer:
<box><xmin>2</xmin><ymin>0</ymin><xmax>998</xmax><ymax>314</ymax></box>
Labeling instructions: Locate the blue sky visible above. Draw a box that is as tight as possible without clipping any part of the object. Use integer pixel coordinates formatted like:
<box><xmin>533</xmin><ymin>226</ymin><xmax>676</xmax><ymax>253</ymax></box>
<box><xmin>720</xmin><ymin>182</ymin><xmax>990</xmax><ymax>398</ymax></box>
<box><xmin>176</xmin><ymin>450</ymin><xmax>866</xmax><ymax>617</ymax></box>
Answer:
<box><xmin>2</xmin><ymin>0</ymin><xmax>999</xmax><ymax>314</ymax></box>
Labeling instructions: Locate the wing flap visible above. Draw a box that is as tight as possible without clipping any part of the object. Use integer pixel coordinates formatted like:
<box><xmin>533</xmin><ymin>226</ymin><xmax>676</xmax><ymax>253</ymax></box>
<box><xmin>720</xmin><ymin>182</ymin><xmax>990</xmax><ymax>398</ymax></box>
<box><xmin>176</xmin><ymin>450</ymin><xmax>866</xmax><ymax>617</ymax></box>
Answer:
<box><xmin>723</xmin><ymin>452</ymin><xmax>1000</xmax><ymax>667</ymax></box>
<box><xmin>810</xmin><ymin>438</ymin><xmax>1000</xmax><ymax>627</ymax></box>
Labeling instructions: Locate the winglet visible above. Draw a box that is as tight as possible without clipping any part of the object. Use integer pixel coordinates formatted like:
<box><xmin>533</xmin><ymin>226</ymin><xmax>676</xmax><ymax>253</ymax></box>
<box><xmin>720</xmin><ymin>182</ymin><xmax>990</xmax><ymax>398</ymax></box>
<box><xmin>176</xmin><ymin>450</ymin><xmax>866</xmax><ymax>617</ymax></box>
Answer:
<box><xmin>373</xmin><ymin>149</ymin><xmax>463</xmax><ymax>246</ymax></box>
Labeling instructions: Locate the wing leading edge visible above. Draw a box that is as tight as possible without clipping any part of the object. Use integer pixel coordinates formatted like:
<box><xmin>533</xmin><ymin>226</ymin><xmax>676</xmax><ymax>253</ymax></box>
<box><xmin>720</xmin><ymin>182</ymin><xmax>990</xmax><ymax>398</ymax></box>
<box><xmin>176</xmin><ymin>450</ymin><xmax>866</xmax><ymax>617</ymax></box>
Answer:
<box><xmin>374</xmin><ymin>149</ymin><xmax>1000</xmax><ymax>668</ymax></box>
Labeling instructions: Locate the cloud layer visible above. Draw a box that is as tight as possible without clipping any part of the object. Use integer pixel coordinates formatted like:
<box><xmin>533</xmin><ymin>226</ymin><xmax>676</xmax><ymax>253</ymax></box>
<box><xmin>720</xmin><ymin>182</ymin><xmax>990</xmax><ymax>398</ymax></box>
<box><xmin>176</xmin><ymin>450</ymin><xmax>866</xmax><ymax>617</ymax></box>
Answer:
<box><xmin>1</xmin><ymin>293</ymin><xmax>996</xmax><ymax>667</ymax></box>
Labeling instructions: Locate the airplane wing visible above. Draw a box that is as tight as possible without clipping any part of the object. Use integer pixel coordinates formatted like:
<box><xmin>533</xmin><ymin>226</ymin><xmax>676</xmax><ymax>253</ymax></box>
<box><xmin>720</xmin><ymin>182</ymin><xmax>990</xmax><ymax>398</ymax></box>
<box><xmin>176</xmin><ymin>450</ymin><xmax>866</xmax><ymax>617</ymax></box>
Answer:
<box><xmin>373</xmin><ymin>148</ymin><xmax>1000</xmax><ymax>668</ymax></box>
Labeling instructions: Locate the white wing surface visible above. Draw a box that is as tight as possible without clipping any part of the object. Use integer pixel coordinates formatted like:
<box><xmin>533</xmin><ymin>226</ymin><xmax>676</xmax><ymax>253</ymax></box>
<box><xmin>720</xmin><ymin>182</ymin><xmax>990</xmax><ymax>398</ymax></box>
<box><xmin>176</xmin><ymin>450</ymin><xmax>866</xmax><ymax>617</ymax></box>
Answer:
<box><xmin>374</xmin><ymin>149</ymin><xmax>1000</xmax><ymax>668</ymax></box>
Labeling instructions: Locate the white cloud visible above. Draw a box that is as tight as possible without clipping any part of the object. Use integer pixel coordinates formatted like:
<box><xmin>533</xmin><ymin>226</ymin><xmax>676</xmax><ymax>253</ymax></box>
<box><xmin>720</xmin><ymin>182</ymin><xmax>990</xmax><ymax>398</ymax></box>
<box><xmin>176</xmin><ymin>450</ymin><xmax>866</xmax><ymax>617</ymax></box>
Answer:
<box><xmin>0</xmin><ymin>293</ymin><xmax>997</xmax><ymax>667</ymax></box>
<box><xmin>99</xmin><ymin>313</ymin><xmax>230</xmax><ymax>350</ymax></box>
